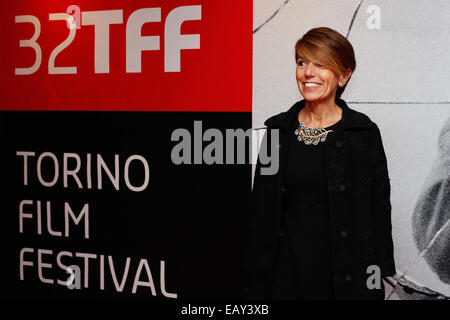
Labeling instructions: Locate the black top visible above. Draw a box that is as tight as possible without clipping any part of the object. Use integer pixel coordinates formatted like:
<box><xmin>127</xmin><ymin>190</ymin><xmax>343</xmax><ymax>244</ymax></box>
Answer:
<box><xmin>285</xmin><ymin>118</ymin><xmax>342</xmax><ymax>191</ymax></box>
<box><xmin>271</xmin><ymin>109</ymin><xmax>344</xmax><ymax>300</ymax></box>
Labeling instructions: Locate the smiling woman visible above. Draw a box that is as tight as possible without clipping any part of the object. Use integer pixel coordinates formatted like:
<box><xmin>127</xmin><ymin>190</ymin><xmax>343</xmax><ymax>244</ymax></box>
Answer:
<box><xmin>295</xmin><ymin>29</ymin><xmax>355</xmax><ymax>89</ymax></box>
<box><xmin>245</xmin><ymin>27</ymin><xmax>396</xmax><ymax>300</ymax></box>
<box><xmin>294</xmin><ymin>27</ymin><xmax>355</xmax><ymax>130</ymax></box>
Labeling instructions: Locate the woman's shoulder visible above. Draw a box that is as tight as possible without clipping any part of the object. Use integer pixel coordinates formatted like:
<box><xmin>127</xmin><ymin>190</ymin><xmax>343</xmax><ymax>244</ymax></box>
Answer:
<box><xmin>261</xmin><ymin>99</ymin><xmax>381</xmax><ymax>131</ymax></box>
<box><xmin>263</xmin><ymin>101</ymin><xmax>304</xmax><ymax>129</ymax></box>
<box><xmin>263</xmin><ymin>111</ymin><xmax>287</xmax><ymax>128</ymax></box>
<box><xmin>341</xmin><ymin>104</ymin><xmax>386</xmax><ymax>135</ymax></box>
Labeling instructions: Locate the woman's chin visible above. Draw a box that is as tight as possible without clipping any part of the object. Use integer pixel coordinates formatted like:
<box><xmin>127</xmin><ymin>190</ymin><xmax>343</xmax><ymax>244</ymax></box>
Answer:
<box><xmin>301</xmin><ymin>93</ymin><xmax>328</xmax><ymax>103</ymax></box>
<box><xmin>300</xmin><ymin>92</ymin><xmax>334</xmax><ymax>103</ymax></box>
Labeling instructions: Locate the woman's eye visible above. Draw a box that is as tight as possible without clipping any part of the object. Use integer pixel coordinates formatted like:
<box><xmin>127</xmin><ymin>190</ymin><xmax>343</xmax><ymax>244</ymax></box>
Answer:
<box><xmin>297</xmin><ymin>60</ymin><xmax>306</xmax><ymax>66</ymax></box>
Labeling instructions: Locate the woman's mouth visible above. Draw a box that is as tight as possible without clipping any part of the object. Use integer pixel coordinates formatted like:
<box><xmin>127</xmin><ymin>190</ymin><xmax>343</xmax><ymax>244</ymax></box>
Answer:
<box><xmin>303</xmin><ymin>82</ymin><xmax>321</xmax><ymax>89</ymax></box>
<box><xmin>303</xmin><ymin>82</ymin><xmax>321</xmax><ymax>87</ymax></box>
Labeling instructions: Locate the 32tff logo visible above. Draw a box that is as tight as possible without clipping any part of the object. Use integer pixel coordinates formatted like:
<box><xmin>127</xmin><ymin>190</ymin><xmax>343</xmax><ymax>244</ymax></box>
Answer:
<box><xmin>15</xmin><ymin>5</ymin><xmax>201</xmax><ymax>75</ymax></box>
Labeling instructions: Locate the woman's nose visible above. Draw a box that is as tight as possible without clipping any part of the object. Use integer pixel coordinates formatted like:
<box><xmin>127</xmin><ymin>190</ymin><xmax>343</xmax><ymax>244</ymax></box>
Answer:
<box><xmin>305</xmin><ymin>63</ymin><xmax>316</xmax><ymax>76</ymax></box>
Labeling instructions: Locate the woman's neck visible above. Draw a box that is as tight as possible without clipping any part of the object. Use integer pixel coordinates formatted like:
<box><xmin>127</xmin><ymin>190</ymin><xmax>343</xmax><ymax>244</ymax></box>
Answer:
<box><xmin>299</xmin><ymin>99</ymin><xmax>342</xmax><ymax>127</ymax></box>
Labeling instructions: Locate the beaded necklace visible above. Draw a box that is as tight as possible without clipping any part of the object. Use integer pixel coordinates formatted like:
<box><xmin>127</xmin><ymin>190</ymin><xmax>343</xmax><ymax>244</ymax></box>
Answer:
<box><xmin>294</xmin><ymin>121</ymin><xmax>333</xmax><ymax>145</ymax></box>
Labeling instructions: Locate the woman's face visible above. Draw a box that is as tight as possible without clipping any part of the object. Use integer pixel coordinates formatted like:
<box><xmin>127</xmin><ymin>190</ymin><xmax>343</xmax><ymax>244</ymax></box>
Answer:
<box><xmin>296</xmin><ymin>57</ymin><xmax>346</xmax><ymax>103</ymax></box>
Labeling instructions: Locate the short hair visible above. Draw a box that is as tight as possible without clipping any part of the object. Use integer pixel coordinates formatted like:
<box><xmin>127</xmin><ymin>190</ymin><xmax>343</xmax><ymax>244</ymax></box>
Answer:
<box><xmin>295</xmin><ymin>27</ymin><xmax>356</xmax><ymax>100</ymax></box>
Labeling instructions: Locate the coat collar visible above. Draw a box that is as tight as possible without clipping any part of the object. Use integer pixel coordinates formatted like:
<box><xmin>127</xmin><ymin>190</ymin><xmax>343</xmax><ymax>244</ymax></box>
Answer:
<box><xmin>264</xmin><ymin>98</ymin><xmax>372</xmax><ymax>131</ymax></box>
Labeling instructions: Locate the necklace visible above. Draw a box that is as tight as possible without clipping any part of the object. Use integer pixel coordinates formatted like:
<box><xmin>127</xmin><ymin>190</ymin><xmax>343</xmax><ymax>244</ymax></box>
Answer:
<box><xmin>294</xmin><ymin>122</ymin><xmax>333</xmax><ymax>145</ymax></box>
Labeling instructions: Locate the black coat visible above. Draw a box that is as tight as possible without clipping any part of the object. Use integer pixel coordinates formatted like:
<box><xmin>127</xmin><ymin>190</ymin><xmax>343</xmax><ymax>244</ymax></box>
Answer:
<box><xmin>245</xmin><ymin>99</ymin><xmax>396</xmax><ymax>300</ymax></box>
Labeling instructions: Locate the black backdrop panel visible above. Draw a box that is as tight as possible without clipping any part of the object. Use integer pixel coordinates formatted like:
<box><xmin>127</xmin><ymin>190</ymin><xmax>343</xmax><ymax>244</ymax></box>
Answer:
<box><xmin>0</xmin><ymin>111</ymin><xmax>252</xmax><ymax>299</ymax></box>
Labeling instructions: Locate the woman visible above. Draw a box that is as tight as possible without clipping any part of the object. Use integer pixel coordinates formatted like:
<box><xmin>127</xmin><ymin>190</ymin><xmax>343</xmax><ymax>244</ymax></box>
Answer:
<box><xmin>246</xmin><ymin>27</ymin><xmax>396</xmax><ymax>300</ymax></box>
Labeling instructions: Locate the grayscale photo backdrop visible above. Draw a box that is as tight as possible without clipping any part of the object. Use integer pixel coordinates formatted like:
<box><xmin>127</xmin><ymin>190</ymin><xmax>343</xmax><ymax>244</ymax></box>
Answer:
<box><xmin>253</xmin><ymin>0</ymin><xmax>450</xmax><ymax>299</ymax></box>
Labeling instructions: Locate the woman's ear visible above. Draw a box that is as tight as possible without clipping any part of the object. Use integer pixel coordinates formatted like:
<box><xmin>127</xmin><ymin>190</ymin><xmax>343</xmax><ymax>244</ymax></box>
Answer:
<box><xmin>339</xmin><ymin>69</ymin><xmax>353</xmax><ymax>87</ymax></box>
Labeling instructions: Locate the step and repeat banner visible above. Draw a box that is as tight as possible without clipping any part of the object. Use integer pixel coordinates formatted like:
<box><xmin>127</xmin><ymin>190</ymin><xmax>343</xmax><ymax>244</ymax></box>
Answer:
<box><xmin>253</xmin><ymin>0</ymin><xmax>450</xmax><ymax>299</ymax></box>
<box><xmin>0</xmin><ymin>0</ymin><xmax>252</xmax><ymax>299</ymax></box>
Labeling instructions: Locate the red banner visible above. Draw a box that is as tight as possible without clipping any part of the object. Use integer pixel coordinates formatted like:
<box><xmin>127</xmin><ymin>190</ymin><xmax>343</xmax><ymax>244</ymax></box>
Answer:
<box><xmin>0</xmin><ymin>0</ymin><xmax>252</xmax><ymax>111</ymax></box>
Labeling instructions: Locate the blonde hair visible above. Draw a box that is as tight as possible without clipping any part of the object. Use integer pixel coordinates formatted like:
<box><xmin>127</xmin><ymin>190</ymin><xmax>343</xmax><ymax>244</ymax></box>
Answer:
<box><xmin>295</xmin><ymin>27</ymin><xmax>356</xmax><ymax>100</ymax></box>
